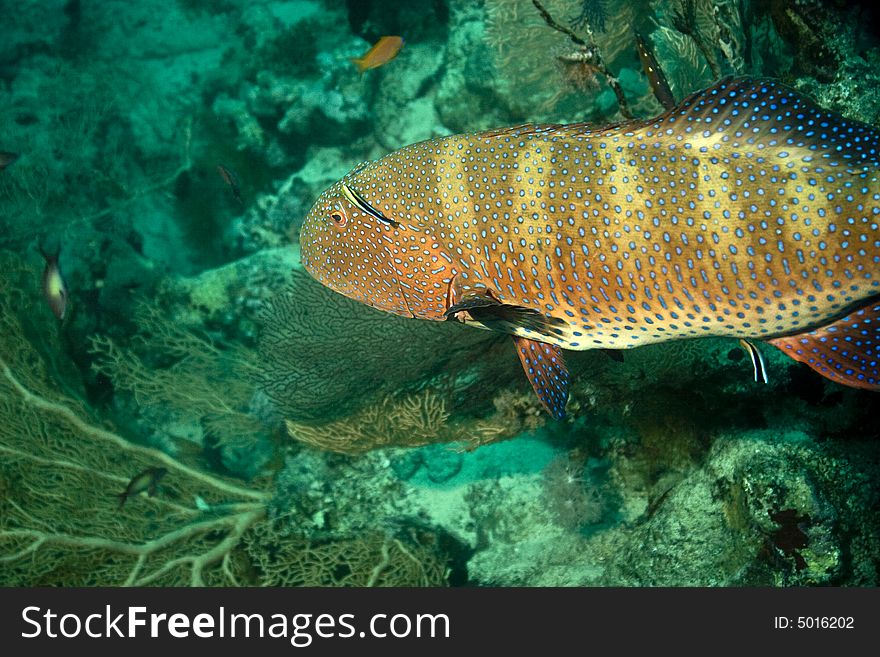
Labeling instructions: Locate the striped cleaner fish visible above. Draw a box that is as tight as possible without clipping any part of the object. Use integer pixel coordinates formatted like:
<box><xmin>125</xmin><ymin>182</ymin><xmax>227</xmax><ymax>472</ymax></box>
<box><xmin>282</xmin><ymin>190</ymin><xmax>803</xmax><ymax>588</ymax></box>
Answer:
<box><xmin>299</xmin><ymin>77</ymin><xmax>880</xmax><ymax>419</ymax></box>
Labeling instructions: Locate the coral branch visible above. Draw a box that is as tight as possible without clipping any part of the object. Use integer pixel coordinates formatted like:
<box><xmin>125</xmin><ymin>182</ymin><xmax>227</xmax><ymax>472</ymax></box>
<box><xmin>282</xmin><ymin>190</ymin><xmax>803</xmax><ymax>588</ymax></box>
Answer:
<box><xmin>0</xmin><ymin>289</ymin><xmax>270</xmax><ymax>585</ymax></box>
<box><xmin>1</xmin><ymin>358</ymin><xmax>265</xmax><ymax>503</ymax></box>
<box><xmin>531</xmin><ymin>0</ymin><xmax>632</xmax><ymax>118</ymax></box>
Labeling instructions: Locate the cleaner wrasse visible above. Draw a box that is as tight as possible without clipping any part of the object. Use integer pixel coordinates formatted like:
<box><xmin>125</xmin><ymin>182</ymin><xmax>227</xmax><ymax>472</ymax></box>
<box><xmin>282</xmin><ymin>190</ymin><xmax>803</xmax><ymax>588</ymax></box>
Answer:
<box><xmin>299</xmin><ymin>77</ymin><xmax>880</xmax><ymax>419</ymax></box>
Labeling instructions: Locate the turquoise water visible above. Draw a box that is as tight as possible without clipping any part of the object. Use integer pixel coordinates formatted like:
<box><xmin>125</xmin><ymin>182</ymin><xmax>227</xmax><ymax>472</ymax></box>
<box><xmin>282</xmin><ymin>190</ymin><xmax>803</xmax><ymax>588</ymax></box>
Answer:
<box><xmin>1</xmin><ymin>0</ymin><xmax>879</xmax><ymax>586</ymax></box>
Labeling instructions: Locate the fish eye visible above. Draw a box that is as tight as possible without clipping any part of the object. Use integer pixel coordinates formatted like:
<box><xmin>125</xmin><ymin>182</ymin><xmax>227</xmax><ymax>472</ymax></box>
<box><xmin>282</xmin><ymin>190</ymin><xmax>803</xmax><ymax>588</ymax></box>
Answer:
<box><xmin>329</xmin><ymin>204</ymin><xmax>348</xmax><ymax>228</ymax></box>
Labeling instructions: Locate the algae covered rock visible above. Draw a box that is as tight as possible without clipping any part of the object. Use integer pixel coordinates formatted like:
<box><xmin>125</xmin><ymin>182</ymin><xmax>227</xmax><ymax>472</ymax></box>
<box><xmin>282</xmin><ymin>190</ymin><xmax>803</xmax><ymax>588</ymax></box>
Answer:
<box><xmin>453</xmin><ymin>427</ymin><xmax>879</xmax><ymax>587</ymax></box>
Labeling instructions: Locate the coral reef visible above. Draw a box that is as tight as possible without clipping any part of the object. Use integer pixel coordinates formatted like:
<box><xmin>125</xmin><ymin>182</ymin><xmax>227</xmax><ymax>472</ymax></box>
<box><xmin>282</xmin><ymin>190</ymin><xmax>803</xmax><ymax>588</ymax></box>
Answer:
<box><xmin>1</xmin><ymin>0</ymin><xmax>879</xmax><ymax>589</ymax></box>
<box><xmin>89</xmin><ymin>301</ymin><xmax>272</xmax><ymax>477</ymax></box>
<box><xmin>0</xmin><ymin>254</ymin><xmax>457</xmax><ymax>586</ymax></box>
<box><xmin>238</xmin><ymin>521</ymin><xmax>450</xmax><ymax>587</ymax></box>
<box><xmin>0</xmin><ymin>264</ymin><xmax>269</xmax><ymax>585</ymax></box>
<box><xmin>284</xmin><ymin>388</ymin><xmax>528</xmax><ymax>455</ymax></box>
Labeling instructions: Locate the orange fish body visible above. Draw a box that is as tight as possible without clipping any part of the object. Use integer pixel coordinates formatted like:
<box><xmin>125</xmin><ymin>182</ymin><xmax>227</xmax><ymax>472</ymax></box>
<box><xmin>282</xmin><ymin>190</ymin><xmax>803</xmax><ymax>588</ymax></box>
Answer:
<box><xmin>300</xmin><ymin>78</ymin><xmax>880</xmax><ymax>417</ymax></box>
<box><xmin>351</xmin><ymin>36</ymin><xmax>404</xmax><ymax>73</ymax></box>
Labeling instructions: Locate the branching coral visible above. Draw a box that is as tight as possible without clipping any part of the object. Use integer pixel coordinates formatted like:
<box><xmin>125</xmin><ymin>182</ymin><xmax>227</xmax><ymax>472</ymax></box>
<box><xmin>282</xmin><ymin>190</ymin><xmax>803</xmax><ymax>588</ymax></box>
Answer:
<box><xmin>530</xmin><ymin>0</ymin><xmax>632</xmax><ymax>118</ymax></box>
<box><xmin>284</xmin><ymin>388</ymin><xmax>517</xmax><ymax>455</ymax></box>
<box><xmin>649</xmin><ymin>25</ymin><xmax>714</xmax><ymax>98</ymax></box>
<box><xmin>89</xmin><ymin>301</ymin><xmax>265</xmax><ymax>455</ymax></box>
<box><xmin>258</xmin><ymin>269</ymin><xmax>508</xmax><ymax>422</ymax></box>
<box><xmin>667</xmin><ymin>0</ymin><xmax>723</xmax><ymax>78</ymax></box>
<box><xmin>485</xmin><ymin>0</ymin><xmax>643</xmax><ymax>119</ymax></box>
<box><xmin>0</xmin><ymin>254</ymin><xmax>462</xmax><ymax>586</ymax></box>
<box><xmin>237</xmin><ymin>521</ymin><xmax>450</xmax><ymax>587</ymax></box>
<box><xmin>0</xmin><ymin>275</ymin><xmax>269</xmax><ymax>586</ymax></box>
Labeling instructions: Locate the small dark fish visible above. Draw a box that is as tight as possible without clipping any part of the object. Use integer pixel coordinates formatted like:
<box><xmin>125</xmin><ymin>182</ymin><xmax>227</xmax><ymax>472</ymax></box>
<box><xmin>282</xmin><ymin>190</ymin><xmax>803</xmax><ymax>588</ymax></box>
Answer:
<box><xmin>39</xmin><ymin>243</ymin><xmax>68</xmax><ymax>321</ymax></box>
<box><xmin>217</xmin><ymin>164</ymin><xmax>243</xmax><ymax>206</ymax></box>
<box><xmin>117</xmin><ymin>466</ymin><xmax>167</xmax><ymax>509</ymax></box>
<box><xmin>0</xmin><ymin>151</ymin><xmax>18</xmax><ymax>171</ymax></box>
<box><xmin>351</xmin><ymin>36</ymin><xmax>404</xmax><ymax>73</ymax></box>
<box><xmin>635</xmin><ymin>32</ymin><xmax>675</xmax><ymax>110</ymax></box>
<box><xmin>739</xmin><ymin>339</ymin><xmax>769</xmax><ymax>384</ymax></box>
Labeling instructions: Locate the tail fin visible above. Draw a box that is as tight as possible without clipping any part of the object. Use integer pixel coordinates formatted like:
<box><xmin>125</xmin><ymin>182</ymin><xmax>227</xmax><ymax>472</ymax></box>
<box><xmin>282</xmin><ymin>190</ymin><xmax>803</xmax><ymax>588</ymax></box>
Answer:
<box><xmin>350</xmin><ymin>57</ymin><xmax>366</xmax><ymax>74</ymax></box>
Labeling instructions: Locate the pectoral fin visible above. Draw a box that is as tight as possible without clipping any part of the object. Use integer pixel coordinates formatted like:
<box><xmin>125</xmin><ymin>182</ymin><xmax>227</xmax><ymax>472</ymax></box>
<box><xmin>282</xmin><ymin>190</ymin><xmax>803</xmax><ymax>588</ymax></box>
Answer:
<box><xmin>768</xmin><ymin>301</ymin><xmax>880</xmax><ymax>389</ymax></box>
<box><xmin>445</xmin><ymin>291</ymin><xmax>569</xmax><ymax>339</ymax></box>
<box><xmin>444</xmin><ymin>293</ymin><xmax>501</xmax><ymax>317</ymax></box>
<box><xmin>512</xmin><ymin>336</ymin><xmax>569</xmax><ymax>420</ymax></box>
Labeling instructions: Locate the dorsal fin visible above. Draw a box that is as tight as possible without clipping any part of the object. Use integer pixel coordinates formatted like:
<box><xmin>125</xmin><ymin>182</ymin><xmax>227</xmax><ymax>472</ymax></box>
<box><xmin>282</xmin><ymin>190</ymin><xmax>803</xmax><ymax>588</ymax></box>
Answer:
<box><xmin>475</xmin><ymin>77</ymin><xmax>880</xmax><ymax>168</ymax></box>
<box><xmin>650</xmin><ymin>77</ymin><xmax>880</xmax><ymax>166</ymax></box>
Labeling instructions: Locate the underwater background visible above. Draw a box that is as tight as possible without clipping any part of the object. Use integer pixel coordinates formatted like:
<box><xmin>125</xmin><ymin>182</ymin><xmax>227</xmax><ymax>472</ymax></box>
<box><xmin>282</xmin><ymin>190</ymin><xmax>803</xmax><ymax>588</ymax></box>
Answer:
<box><xmin>1</xmin><ymin>0</ymin><xmax>879</xmax><ymax>586</ymax></box>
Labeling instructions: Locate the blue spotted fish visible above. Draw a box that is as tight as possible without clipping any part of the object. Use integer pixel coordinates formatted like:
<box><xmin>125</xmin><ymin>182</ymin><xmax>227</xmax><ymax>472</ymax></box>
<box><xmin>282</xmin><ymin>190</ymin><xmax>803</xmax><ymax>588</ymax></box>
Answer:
<box><xmin>299</xmin><ymin>77</ymin><xmax>880</xmax><ymax>419</ymax></box>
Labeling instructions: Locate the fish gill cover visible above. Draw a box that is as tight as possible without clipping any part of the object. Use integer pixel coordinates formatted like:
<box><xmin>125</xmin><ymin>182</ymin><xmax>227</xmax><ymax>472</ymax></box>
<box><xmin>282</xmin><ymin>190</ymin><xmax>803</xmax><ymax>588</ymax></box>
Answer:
<box><xmin>0</xmin><ymin>0</ymin><xmax>879</xmax><ymax>587</ymax></box>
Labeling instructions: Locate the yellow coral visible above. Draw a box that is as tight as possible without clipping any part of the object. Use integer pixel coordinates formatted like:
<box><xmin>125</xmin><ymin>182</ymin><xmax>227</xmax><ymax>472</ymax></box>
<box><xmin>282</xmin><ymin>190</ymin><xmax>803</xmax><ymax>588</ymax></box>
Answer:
<box><xmin>284</xmin><ymin>386</ymin><xmax>538</xmax><ymax>455</ymax></box>
<box><xmin>0</xmin><ymin>259</ymin><xmax>459</xmax><ymax>587</ymax></box>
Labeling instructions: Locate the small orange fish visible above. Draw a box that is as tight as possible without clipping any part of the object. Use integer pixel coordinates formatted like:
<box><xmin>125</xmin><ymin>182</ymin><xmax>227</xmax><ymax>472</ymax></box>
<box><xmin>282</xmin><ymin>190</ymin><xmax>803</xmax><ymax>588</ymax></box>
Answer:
<box><xmin>351</xmin><ymin>36</ymin><xmax>404</xmax><ymax>73</ymax></box>
<box><xmin>0</xmin><ymin>151</ymin><xmax>18</xmax><ymax>171</ymax></box>
<box><xmin>217</xmin><ymin>164</ymin><xmax>243</xmax><ymax>206</ymax></box>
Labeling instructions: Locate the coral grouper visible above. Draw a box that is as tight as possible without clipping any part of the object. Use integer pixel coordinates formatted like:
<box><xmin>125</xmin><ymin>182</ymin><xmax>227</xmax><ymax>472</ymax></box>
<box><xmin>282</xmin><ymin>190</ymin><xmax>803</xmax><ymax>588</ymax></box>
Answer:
<box><xmin>299</xmin><ymin>77</ymin><xmax>880</xmax><ymax>418</ymax></box>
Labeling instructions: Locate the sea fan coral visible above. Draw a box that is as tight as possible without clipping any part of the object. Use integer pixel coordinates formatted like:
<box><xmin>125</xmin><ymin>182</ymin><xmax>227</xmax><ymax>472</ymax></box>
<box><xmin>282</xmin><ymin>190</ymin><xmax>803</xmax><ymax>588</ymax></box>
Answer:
<box><xmin>484</xmin><ymin>0</ymin><xmax>642</xmax><ymax>119</ymax></box>
<box><xmin>0</xmin><ymin>260</ymin><xmax>269</xmax><ymax>586</ymax></box>
<box><xmin>257</xmin><ymin>268</ymin><xmax>520</xmax><ymax>422</ymax></box>
<box><xmin>283</xmin><ymin>388</ymin><xmax>519</xmax><ymax>455</ymax></box>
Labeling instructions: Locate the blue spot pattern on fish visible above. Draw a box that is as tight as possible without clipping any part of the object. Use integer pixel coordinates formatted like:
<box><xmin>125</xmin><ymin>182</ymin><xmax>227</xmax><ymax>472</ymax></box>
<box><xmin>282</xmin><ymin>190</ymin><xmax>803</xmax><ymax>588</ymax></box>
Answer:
<box><xmin>299</xmin><ymin>77</ymin><xmax>880</xmax><ymax>416</ymax></box>
<box><xmin>513</xmin><ymin>336</ymin><xmax>569</xmax><ymax>419</ymax></box>
<box><xmin>770</xmin><ymin>303</ymin><xmax>880</xmax><ymax>387</ymax></box>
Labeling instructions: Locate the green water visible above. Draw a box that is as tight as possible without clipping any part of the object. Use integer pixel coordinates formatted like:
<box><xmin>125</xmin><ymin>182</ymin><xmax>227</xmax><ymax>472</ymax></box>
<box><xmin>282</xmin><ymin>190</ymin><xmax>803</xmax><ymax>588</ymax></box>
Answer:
<box><xmin>1</xmin><ymin>0</ymin><xmax>879</xmax><ymax>587</ymax></box>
